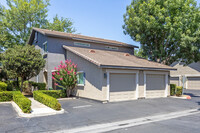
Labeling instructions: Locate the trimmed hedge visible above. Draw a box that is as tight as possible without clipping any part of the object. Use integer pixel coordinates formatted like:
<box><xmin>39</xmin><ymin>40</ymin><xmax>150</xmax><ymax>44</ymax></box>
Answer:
<box><xmin>176</xmin><ymin>86</ymin><xmax>183</xmax><ymax>96</ymax></box>
<box><xmin>33</xmin><ymin>91</ymin><xmax>61</xmax><ymax>110</ymax></box>
<box><xmin>29</xmin><ymin>81</ymin><xmax>46</xmax><ymax>90</ymax></box>
<box><xmin>0</xmin><ymin>81</ymin><xmax>8</xmax><ymax>91</ymax></box>
<box><xmin>39</xmin><ymin>90</ymin><xmax>66</xmax><ymax>99</ymax></box>
<box><xmin>0</xmin><ymin>91</ymin><xmax>13</xmax><ymax>102</ymax></box>
<box><xmin>13</xmin><ymin>92</ymin><xmax>31</xmax><ymax>113</ymax></box>
<box><xmin>170</xmin><ymin>84</ymin><xmax>176</xmax><ymax>96</ymax></box>
<box><xmin>0</xmin><ymin>91</ymin><xmax>31</xmax><ymax>113</ymax></box>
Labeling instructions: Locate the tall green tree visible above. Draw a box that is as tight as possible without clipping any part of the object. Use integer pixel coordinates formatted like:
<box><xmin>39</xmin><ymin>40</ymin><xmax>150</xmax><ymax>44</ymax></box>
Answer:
<box><xmin>0</xmin><ymin>0</ymin><xmax>76</xmax><ymax>48</ymax></box>
<box><xmin>1</xmin><ymin>0</ymin><xmax>50</xmax><ymax>46</ymax></box>
<box><xmin>46</xmin><ymin>14</ymin><xmax>76</xmax><ymax>33</ymax></box>
<box><xmin>1</xmin><ymin>45</ymin><xmax>45</xmax><ymax>92</ymax></box>
<box><xmin>123</xmin><ymin>0</ymin><xmax>200</xmax><ymax>65</ymax></box>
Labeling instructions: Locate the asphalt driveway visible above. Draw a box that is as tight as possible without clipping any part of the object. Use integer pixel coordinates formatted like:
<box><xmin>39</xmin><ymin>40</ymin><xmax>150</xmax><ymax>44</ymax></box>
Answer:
<box><xmin>0</xmin><ymin>89</ymin><xmax>199</xmax><ymax>133</ymax></box>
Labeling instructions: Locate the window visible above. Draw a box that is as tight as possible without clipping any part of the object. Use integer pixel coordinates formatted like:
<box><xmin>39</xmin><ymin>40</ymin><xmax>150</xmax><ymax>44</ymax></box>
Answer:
<box><xmin>77</xmin><ymin>71</ymin><xmax>85</xmax><ymax>86</ymax></box>
<box><xmin>74</xmin><ymin>42</ymin><xmax>90</xmax><ymax>47</ymax></box>
<box><xmin>43</xmin><ymin>41</ymin><xmax>47</xmax><ymax>52</ymax></box>
<box><xmin>105</xmin><ymin>46</ymin><xmax>118</xmax><ymax>50</ymax></box>
<box><xmin>34</xmin><ymin>32</ymin><xmax>38</xmax><ymax>43</ymax></box>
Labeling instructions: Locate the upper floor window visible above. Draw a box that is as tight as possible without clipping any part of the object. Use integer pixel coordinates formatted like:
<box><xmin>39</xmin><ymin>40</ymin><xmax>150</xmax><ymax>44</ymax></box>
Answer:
<box><xmin>34</xmin><ymin>32</ymin><xmax>38</xmax><ymax>43</ymax></box>
<box><xmin>105</xmin><ymin>46</ymin><xmax>118</xmax><ymax>50</ymax></box>
<box><xmin>74</xmin><ymin>42</ymin><xmax>90</xmax><ymax>47</ymax></box>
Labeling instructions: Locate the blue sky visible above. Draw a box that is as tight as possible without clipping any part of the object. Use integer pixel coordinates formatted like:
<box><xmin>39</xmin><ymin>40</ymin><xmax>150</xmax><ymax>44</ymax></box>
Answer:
<box><xmin>1</xmin><ymin>0</ymin><xmax>200</xmax><ymax>47</ymax></box>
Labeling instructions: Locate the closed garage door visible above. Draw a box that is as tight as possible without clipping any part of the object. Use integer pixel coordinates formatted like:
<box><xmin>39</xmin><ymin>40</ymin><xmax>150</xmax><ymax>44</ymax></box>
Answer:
<box><xmin>187</xmin><ymin>77</ymin><xmax>200</xmax><ymax>90</ymax></box>
<box><xmin>170</xmin><ymin>77</ymin><xmax>179</xmax><ymax>86</ymax></box>
<box><xmin>109</xmin><ymin>73</ymin><xmax>136</xmax><ymax>102</ymax></box>
<box><xmin>146</xmin><ymin>74</ymin><xmax>165</xmax><ymax>98</ymax></box>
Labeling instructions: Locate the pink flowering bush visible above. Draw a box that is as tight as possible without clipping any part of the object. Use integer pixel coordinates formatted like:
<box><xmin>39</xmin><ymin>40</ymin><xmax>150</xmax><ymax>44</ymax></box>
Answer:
<box><xmin>52</xmin><ymin>59</ymin><xmax>77</xmax><ymax>97</ymax></box>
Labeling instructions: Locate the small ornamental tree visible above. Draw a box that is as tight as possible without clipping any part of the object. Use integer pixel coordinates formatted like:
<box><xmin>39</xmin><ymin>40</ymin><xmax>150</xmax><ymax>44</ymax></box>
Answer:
<box><xmin>52</xmin><ymin>60</ymin><xmax>77</xmax><ymax>97</ymax></box>
<box><xmin>1</xmin><ymin>45</ymin><xmax>45</xmax><ymax>92</ymax></box>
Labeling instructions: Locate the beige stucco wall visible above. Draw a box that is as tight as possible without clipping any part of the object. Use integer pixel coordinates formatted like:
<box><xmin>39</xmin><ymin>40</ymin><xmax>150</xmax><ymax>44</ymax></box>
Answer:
<box><xmin>67</xmin><ymin>50</ymin><xmax>107</xmax><ymax>101</ymax></box>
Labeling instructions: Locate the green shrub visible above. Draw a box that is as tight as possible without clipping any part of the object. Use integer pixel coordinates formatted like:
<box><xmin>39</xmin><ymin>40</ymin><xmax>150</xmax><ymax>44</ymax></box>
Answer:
<box><xmin>176</xmin><ymin>86</ymin><xmax>183</xmax><ymax>96</ymax></box>
<box><xmin>33</xmin><ymin>91</ymin><xmax>61</xmax><ymax>110</ymax></box>
<box><xmin>0</xmin><ymin>91</ymin><xmax>13</xmax><ymax>102</ymax></box>
<box><xmin>6</xmin><ymin>81</ymin><xmax>20</xmax><ymax>91</ymax></box>
<box><xmin>13</xmin><ymin>92</ymin><xmax>31</xmax><ymax>113</ymax></box>
<box><xmin>170</xmin><ymin>84</ymin><xmax>176</xmax><ymax>96</ymax></box>
<box><xmin>0</xmin><ymin>82</ymin><xmax>8</xmax><ymax>91</ymax></box>
<box><xmin>37</xmin><ymin>83</ymin><xmax>46</xmax><ymax>90</ymax></box>
<box><xmin>39</xmin><ymin>90</ymin><xmax>66</xmax><ymax>98</ymax></box>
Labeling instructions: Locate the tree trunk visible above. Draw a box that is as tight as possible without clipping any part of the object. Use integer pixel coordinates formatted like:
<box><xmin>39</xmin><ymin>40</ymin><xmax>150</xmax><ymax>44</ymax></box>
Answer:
<box><xmin>20</xmin><ymin>79</ymin><xmax>23</xmax><ymax>93</ymax></box>
<box><xmin>66</xmin><ymin>88</ymin><xmax>71</xmax><ymax>97</ymax></box>
<box><xmin>17</xmin><ymin>77</ymin><xmax>19</xmax><ymax>88</ymax></box>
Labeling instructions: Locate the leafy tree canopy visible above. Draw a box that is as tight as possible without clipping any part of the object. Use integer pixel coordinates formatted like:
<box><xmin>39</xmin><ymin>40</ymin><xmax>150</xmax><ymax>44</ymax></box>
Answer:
<box><xmin>0</xmin><ymin>0</ymin><xmax>76</xmax><ymax>49</ymax></box>
<box><xmin>134</xmin><ymin>48</ymin><xmax>148</xmax><ymax>59</ymax></box>
<box><xmin>1</xmin><ymin>45</ymin><xmax>45</xmax><ymax>91</ymax></box>
<box><xmin>123</xmin><ymin>0</ymin><xmax>200</xmax><ymax>65</ymax></box>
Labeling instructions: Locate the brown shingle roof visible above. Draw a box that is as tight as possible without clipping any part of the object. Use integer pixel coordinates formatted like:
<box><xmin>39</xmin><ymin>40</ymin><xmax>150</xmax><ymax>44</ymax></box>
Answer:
<box><xmin>32</xmin><ymin>27</ymin><xmax>138</xmax><ymax>48</ymax></box>
<box><xmin>63</xmin><ymin>46</ymin><xmax>176</xmax><ymax>71</ymax></box>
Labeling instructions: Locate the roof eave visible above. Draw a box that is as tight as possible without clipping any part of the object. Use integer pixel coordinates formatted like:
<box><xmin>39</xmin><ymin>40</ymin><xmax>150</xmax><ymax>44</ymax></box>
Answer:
<box><xmin>100</xmin><ymin>65</ymin><xmax>177</xmax><ymax>71</ymax></box>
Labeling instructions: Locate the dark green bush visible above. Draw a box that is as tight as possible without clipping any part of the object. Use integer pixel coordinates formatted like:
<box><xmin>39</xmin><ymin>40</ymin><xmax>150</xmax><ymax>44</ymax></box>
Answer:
<box><xmin>37</xmin><ymin>83</ymin><xmax>46</xmax><ymax>90</ymax></box>
<box><xmin>13</xmin><ymin>91</ymin><xmax>31</xmax><ymax>113</ymax></box>
<box><xmin>39</xmin><ymin>90</ymin><xmax>66</xmax><ymax>98</ymax></box>
<box><xmin>6</xmin><ymin>81</ymin><xmax>20</xmax><ymax>91</ymax></box>
<box><xmin>176</xmin><ymin>86</ymin><xmax>183</xmax><ymax>96</ymax></box>
<box><xmin>0</xmin><ymin>91</ymin><xmax>13</xmax><ymax>102</ymax></box>
<box><xmin>33</xmin><ymin>91</ymin><xmax>61</xmax><ymax>110</ymax></box>
<box><xmin>0</xmin><ymin>91</ymin><xmax>31</xmax><ymax>113</ymax></box>
<box><xmin>170</xmin><ymin>84</ymin><xmax>176</xmax><ymax>96</ymax></box>
<box><xmin>0</xmin><ymin>81</ymin><xmax>8</xmax><ymax>91</ymax></box>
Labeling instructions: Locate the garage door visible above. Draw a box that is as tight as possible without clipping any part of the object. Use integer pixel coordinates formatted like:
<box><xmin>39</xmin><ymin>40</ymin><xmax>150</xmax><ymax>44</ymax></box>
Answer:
<box><xmin>187</xmin><ymin>77</ymin><xmax>200</xmax><ymax>90</ymax></box>
<box><xmin>146</xmin><ymin>74</ymin><xmax>165</xmax><ymax>98</ymax></box>
<box><xmin>109</xmin><ymin>73</ymin><xmax>136</xmax><ymax>102</ymax></box>
<box><xmin>170</xmin><ymin>77</ymin><xmax>179</xmax><ymax>86</ymax></box>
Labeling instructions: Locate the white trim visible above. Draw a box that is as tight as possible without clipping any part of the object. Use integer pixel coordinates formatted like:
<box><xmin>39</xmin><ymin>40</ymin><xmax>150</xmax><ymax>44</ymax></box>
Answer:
<box><xmin>106</xmin><ymin>69</ymin><xmax>138</xmax><ymax>74</ymax></box>
<box><xmin>178</xmin><ymin>75</ymin><xmax>181</xmax><ymax>86</ymax></box>
<box><xmin>77</xmin><ymin>71</ymin><xmax>85</xmax><ymax>86</ymax></box>
<box><xmin>170</xmin><ymin>75</ymin><xmax>181</xmax><ymax>77</ymax></box>
<box><xmin>135</xmin><ymin>72</ymin><xmax>139</xmax><ymax>99</ymax></box>
<box><xmin>165</xmin><ymin>74</ymin><xmax>168</xmax><ymax>97</ymax></box>
<box><xmin>144</xmin><ymin>72</ymin><xmax>146</xmax><ymax>97</ymax></box>
<box><xmin>185</xmin><ymin>74</ymin><xmax>200</xmax><ymax>77</ymax></box>
<box><xmin>107</xmin><ymin>72</ymin><xmax>110</xmax><ymax>101</ymax></box>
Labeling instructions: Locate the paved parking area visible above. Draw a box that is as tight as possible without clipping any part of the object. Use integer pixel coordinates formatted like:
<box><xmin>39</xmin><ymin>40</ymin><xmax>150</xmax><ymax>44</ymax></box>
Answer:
<box><xmin>0</xmin><ymin>89</ymin><xmax>199</xmax><ymax>133</ymax></box>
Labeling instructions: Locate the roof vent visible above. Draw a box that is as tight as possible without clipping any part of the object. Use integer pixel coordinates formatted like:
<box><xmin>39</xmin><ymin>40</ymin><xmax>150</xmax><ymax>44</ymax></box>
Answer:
<box><xmin>89</xmin><ymin>50</ymin><xmax>95</xmax><ymax>53</ymax></box>
<box><xmin>124</xmin><ymin>53</ymin><xmax>130</xmax><ymax>56</ymax></box>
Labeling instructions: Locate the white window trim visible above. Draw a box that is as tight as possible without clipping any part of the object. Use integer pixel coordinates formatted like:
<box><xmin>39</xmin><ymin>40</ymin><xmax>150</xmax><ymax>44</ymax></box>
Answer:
<box><xmin>105</xmin><ymin>46</ymin><xmax>118</xmax><ymax>50</ymax></box>
<box><xmin>106</xmin><ymin>69</ymin><xmax>139</xmax><ymax>101</ymax></box>
<box><xmin>77</xmin><ymin>71</ymin><xmax>85</xmax><ymax>86</ymax></box>
<box><xmin>74</xmin><ymin>42</ymin><xmax>90</xmax><ymax>47</ymax></box>
<box><xmin>144</xmin><ymin>71</ymin><xmax>169</xmax><ymax>98</ymax></box>
<box><xmin>43</xmin><ymin>41</ymin><xmax>48</xmax><ymax>55</ymax></box>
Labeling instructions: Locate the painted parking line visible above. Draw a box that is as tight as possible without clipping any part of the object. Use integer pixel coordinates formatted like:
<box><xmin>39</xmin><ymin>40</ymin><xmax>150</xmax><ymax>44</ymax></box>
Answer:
<box><xmin>55</xmin><ymin>109</ymin><xmax>200</xmax><ymax>133</ymax></box>
<box><xmin>73</xmin><ymin>105</ymin><xmax>92</xmax><ymax>109</ymax></box>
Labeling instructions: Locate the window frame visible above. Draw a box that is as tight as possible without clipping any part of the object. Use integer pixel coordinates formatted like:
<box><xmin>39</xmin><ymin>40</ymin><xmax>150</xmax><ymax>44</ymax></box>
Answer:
<box><xmin>105</xmin><ymin>46</ymin><xmax>119</xmax><ymax>50</ymax></box>
<box><xmin>77</xmin><ymin>71</ymin><xmax>85</xmax><ymax>86</ymax></box>
<box><xmin>34</xmin><ymin>32</ymin><xmax>38</xmax><ymax>43</ymax></box>
<box><xmin>43</xmin><ymin>41</ymin><xmax>48</xmax><ymax>54</ymax></box>
<box><xmin>74</xmin><ymin>42</ymin><xmax>90</xmax><ymax>47</ymax></box>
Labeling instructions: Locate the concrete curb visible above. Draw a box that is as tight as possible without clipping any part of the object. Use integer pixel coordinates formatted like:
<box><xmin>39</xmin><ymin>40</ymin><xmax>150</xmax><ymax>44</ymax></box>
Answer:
<box><xmin>170</xmin><ymin>95</ymin><xmax>191</xmax><ymax>99</ymax></box>
<box><xmin>0</xmin><ymin>101</ymin><xmax>12</xmax><ymax>104</ymax></box>
<box><xmin>11</xmin><ymin>101</ymin><xmax>65</xmax><ymax>118</ymax></box>
<box><xmin>57</xmin><ymin>97</ymin><xmax>77</xmax><ymax>101</ymax></box>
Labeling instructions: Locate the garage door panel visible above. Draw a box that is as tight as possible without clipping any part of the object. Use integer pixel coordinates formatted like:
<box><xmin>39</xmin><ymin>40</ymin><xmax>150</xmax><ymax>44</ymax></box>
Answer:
<box><xmin>187</xmin><ymin>77</ymin><xmax>200</xmax><ymax>90</ymax></box>
<box><xmin>146</xmin><ymin>74</ymin><xmax>165</xmax><ymax>90</ymax></box>
<box><xmin>109</xmin><ymin>73</ymin><xmax>136</xmax><ymax>102</ymax></box>
<box><xmin>146</xmin><ymin>90</ymin><xmax>165</xmax><ymax>98</ymax></box>
<box><xmin>110</xmin><ymin>91</ymin><xmax>136</xmax><ymax>102</ymax></box>
<box><xmin>146</xmin><ymin>74</ymin><xmax>165</xmax><ymax>98</ymax></box>
<box><xmin>110</xmin><ymin>73</ymin><xmax>136</xmax><ymax>92</ymax></box>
